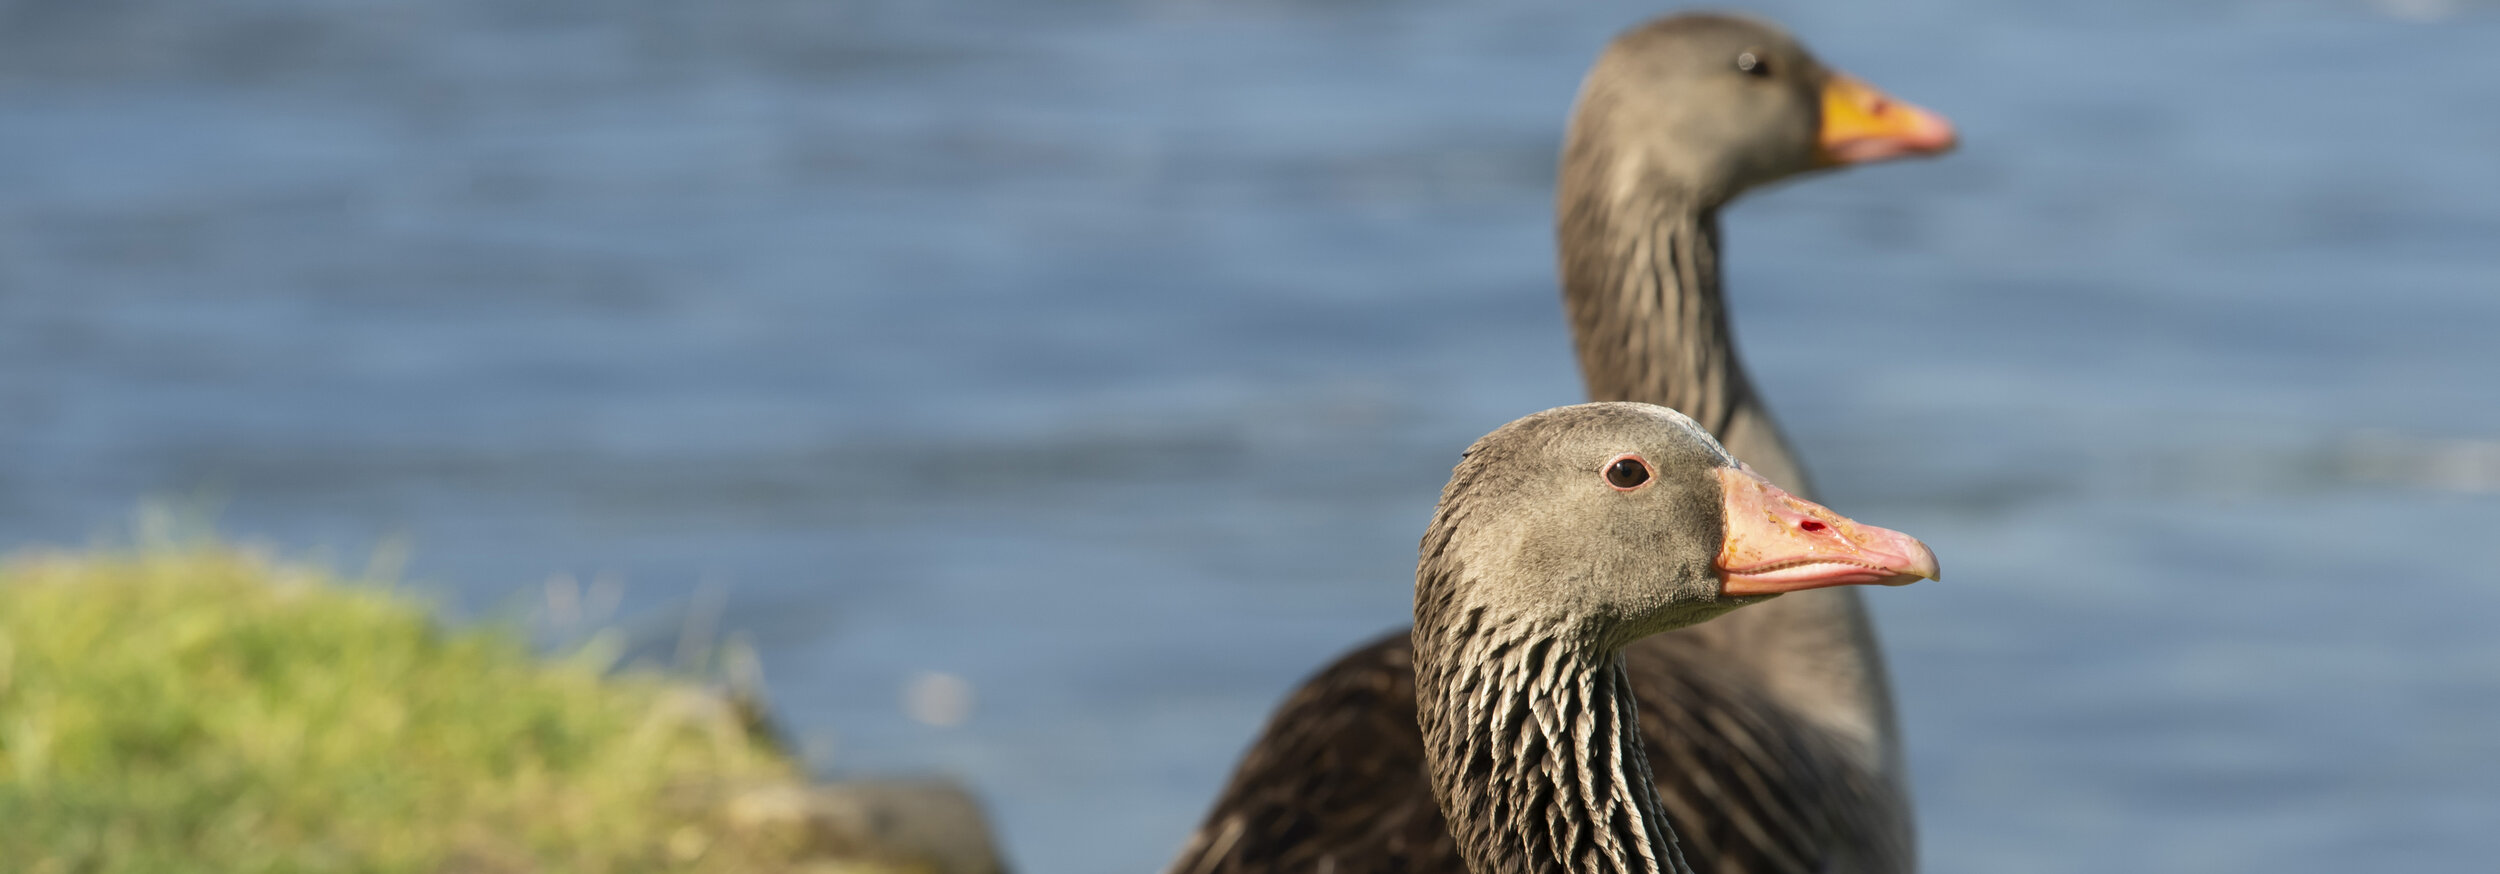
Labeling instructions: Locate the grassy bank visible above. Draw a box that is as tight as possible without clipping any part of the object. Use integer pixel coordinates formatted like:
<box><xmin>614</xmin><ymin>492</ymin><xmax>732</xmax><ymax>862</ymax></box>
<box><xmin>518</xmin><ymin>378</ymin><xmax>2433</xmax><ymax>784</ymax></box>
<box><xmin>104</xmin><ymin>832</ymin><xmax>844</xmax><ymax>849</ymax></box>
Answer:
<box><xmin>0</xmin><ymin>543</ymin><xmax>865</xmax><ymax>874</ymax></box>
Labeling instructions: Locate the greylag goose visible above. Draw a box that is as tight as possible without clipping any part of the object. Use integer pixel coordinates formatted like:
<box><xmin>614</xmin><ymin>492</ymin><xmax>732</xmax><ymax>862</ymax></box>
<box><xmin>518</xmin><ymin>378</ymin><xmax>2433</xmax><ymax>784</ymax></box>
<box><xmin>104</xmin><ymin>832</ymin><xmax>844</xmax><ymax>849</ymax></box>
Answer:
<box><xmin>1168</xmin><ymin>14</ymin><xmax>1953</xmax><ymax>874</ymax></box>
<box><xmin>1412</xmin><ymin>403</ymin><xmax>1935</xmax><ymax>874</ymax></box>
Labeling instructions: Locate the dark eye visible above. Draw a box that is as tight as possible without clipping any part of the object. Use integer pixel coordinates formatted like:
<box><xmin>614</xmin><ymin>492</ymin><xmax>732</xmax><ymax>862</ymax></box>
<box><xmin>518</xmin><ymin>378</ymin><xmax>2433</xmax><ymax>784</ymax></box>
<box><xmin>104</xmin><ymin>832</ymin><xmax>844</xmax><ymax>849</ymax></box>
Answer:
<box><xmin>1603</xmin><ymin>455</ymin><xmax>1652</xmax><ymax>490</ymax></box>
<box><xmin>1735</xmin><ymin>51</ymin><xmax>1770</xmax><ymax>76</ymax></box>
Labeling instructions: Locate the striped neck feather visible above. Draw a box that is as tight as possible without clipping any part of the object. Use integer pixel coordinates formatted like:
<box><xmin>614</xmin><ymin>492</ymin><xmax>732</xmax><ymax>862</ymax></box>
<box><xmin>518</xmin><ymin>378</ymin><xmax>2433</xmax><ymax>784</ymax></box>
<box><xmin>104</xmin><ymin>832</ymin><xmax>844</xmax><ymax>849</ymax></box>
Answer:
<box><xmin>1557</xmin><ymin>182</ymin><xmax>1758</xmax><ymax>439</ymax></box>
<box><xmin>1414</xmin><ymin>602</ymin><xmax>1693</xmax><ymax>874</ymax></box>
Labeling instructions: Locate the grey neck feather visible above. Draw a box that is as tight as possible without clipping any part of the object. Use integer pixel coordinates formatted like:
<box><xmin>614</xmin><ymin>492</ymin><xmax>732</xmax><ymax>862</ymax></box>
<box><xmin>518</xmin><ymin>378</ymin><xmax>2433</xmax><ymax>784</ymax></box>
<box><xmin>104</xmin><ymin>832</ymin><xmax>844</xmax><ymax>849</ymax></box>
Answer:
<box><xmin>1414</xmin><ymin>592</ymin><xmax>1694</xmax><ymax>874</ymax></box>
<box><xmin>1558</xmin><ymin>183</ymin><xmax>1753</xmax><ymax>443</ymax></box>
<box><xmin>1555</xmin><ymin>161</ymin><xmax>1903</xmax><ymax>777</ymax></box>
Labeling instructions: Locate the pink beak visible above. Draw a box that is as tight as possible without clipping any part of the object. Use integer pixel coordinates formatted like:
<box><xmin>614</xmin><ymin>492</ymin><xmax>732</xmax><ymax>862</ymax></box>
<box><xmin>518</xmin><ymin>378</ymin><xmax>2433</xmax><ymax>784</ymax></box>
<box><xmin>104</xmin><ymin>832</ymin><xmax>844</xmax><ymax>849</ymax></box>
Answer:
<box><xmin>1715</xmin><ymin>466</ymin><xmax>1939</xmax><ymax>596</ymax></box>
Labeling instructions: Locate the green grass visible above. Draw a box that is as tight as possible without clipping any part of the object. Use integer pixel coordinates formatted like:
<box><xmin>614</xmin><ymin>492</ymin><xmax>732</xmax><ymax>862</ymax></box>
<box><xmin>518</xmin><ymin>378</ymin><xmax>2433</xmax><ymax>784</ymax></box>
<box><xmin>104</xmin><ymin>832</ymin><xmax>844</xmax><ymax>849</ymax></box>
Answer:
<box><xmin>0</xmin><ymin>543</ymin><xmax>853</xmax><ymax>874</ymax></box>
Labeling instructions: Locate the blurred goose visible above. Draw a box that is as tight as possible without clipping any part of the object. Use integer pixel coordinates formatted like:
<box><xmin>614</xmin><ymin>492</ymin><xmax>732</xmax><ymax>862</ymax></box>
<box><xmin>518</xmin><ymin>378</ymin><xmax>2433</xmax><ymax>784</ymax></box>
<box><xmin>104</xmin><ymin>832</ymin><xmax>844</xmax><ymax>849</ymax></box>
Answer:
<box><xmin>1168</xmin><ymin>14</ymin><xmax>1953</xmax><ymax>874</ymax></box>
<box><xmin>1409</xmin><ymin>403</ymin><xmax>1936</xmax><ymax>874</ymax></box>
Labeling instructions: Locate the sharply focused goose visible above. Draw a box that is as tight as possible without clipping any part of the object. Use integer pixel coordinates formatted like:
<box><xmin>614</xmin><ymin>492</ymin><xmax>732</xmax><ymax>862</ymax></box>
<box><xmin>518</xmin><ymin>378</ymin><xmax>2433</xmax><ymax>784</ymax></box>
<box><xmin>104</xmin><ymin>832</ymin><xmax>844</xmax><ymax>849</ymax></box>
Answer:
<box><xmin>1411</xmin><ymin>403</ymin><xmax>1936</xmax><ymax>874</ymax></box>
<box><xmin>1169</xmin><ymin>14</ymin><xmax>1955</xmax><ymax>874</ymax></box>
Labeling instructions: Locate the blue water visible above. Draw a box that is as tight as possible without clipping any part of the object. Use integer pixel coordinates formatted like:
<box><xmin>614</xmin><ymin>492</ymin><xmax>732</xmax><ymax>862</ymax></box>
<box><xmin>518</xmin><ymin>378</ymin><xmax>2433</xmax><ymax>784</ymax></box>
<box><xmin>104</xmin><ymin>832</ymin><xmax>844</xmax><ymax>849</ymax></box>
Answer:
<box><xmin>4</xmin><ymin>1</ymin><xmax>2499</xmax><ymax>871</ymax></box>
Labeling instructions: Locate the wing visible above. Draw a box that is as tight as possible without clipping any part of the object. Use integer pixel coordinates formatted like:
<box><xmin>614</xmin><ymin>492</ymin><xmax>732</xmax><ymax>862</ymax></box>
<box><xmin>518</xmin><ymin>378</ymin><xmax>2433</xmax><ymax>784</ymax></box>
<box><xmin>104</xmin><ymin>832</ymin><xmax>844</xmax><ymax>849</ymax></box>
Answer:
<box><xmin>1162</xmin><ymin>632</ymin><xmax>1455</xmax><ymax>874</ymax></box>
<box><xmin>1162</xmin><ymin>630</ymin><xmax>1910</xmax><ymax>874</ymax></box>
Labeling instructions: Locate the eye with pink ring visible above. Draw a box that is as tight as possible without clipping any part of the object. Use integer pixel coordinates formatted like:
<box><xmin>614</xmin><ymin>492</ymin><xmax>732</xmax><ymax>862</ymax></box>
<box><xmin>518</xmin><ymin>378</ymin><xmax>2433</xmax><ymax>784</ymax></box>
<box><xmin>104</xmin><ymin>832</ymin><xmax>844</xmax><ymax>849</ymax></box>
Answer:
<box><xmin>1601</xmin><ymin>453</ymin><xmax>1652</xmax><ymax>491</ymax></box>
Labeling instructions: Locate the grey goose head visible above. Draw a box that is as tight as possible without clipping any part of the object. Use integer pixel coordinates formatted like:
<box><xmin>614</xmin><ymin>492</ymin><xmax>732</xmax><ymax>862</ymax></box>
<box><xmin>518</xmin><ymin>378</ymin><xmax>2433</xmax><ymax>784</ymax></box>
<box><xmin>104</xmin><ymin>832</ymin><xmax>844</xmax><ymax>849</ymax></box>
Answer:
<box><xmin>1565</xmin><ymin>13</ymin><xmax>1957</xmax><ymax>208</ymax></box>
<box><xmin>1417</xmin><ymin>402</ymin><xmax>1936</xmax><ymax>649</ymax></box>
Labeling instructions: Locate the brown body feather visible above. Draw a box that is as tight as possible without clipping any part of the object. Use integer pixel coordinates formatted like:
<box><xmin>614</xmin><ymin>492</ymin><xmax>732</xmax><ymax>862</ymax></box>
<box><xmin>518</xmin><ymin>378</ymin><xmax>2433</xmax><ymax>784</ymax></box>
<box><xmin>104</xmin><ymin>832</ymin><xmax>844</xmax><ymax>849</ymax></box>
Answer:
<box><xmin>1167</xmin><ymin>630</ymin><xmax>1906</xmax><ymax>874</ymax></box>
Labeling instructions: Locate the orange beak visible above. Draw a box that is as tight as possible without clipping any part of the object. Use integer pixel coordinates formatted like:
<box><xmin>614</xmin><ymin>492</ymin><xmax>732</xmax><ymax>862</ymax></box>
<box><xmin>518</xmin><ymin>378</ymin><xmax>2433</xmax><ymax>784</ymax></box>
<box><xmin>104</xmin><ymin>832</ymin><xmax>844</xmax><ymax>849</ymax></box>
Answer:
<box><xmin>1716</xmin><ymin>466</ymin><xmax>1939</xmax><ymax>596</ymax></box>
<box><xmin>1816</xmin><ymin>73</ymin><xmax>1958</xmax><ymax>167</ymax></box>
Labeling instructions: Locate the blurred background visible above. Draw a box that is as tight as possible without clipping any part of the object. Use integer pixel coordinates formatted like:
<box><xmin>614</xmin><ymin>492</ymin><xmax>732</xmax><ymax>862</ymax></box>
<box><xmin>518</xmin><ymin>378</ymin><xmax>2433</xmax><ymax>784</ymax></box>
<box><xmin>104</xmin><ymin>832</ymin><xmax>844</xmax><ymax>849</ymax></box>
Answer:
<box><xmin>3</xmin><ymin>0</ymin><xmax>2498</xmax><ymax>871</ymax></box>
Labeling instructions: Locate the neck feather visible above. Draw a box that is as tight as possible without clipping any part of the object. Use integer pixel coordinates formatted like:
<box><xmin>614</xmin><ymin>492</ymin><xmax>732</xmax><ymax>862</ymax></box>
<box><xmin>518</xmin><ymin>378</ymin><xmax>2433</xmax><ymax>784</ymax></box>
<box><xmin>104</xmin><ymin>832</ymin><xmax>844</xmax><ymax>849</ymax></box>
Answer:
<box><xmin>1414</xmin><ymin>594</ymin><xmax>1692</xmax><ymax>874</ymax></box>
<box><xmin>1556</xmin><ymin>173</ymin><xmax>1764</xmax><ymax>443</ymax></box>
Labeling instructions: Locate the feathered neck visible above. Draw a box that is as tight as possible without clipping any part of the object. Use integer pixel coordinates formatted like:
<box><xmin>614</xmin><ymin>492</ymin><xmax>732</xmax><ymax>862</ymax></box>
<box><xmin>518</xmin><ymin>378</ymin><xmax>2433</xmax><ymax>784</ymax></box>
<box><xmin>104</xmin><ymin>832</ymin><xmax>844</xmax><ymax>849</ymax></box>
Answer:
<box><xmin>1556</xmin><ymin>169</ymin><xmax>1764</xmax><ymax>442</ymax></box>
<box><xmin>1414</xmin><ymin>572</ymin><xmax>1694</xmax><ymax>874</ymax></box>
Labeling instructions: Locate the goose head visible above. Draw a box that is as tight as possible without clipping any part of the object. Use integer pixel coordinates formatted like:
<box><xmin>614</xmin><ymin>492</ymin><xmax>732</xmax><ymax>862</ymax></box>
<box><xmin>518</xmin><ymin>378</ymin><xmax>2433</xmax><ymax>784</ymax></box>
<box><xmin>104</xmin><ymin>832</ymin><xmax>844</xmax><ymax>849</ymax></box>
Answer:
<box><xmin>1567</xmin><ymin>14</ymin><xmax>1956</xmax><ymax>208</ymax></box>
<box><xmin>1418</xmin><ymin>401</ymin><xmax>1937</xmax><ymax>656</ymax></box>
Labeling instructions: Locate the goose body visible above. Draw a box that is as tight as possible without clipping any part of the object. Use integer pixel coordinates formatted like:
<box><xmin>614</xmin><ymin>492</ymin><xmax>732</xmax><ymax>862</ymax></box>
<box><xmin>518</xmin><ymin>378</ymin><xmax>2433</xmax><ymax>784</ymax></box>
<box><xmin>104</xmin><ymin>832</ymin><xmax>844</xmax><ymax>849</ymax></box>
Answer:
<box><xmin>1168</xmin><ymin>15</ymin><xmax>1952</xmax><ymax>874</ymax></box>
